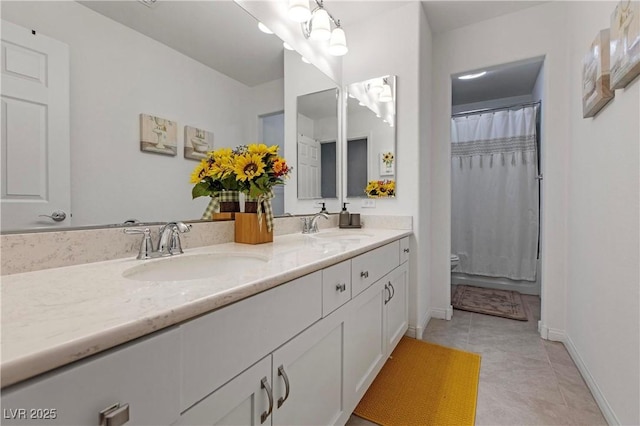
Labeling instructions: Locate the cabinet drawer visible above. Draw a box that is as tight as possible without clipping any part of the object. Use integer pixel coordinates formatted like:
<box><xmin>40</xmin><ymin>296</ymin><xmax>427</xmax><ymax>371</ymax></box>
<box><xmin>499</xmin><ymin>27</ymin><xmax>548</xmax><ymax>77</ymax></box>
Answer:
<box><xmin>322</xmin><ymin>260</ymin><xmax>351</xmax><ymax>317</ymax></box>
<box><xmin>180</xmin><ymin>272</ymin><xmax>322</xmax><ymax>411</ymax></box>
<box><xmin>1</xmin><ymin>328</ymin><xmax>180</xmax><ymax>426</ymax></box>
<box><xmin>351</xmin><ymin>241</ymin><xmax>400</xmax><ymax>297</ymax></box>
<box><xmin>399</xmin><ymin>237</ymin><xmax>410</xmax><ymax>264</ymax></box>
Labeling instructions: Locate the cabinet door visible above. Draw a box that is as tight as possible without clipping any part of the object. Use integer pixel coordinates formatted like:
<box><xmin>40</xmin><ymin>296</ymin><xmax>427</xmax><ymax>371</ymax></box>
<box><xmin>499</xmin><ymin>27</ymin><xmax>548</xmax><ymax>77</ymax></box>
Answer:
<box><xmin>177</xmin><ymin>356</ymin><xmax>273</xmax><ymax>426</ymax></box>
<box><xmin>384</xmin><ymin>263</ymin><xmax>409</xmax><ymax>356</ymax></box>
<box><xmin>272</xmin><ymin>309</ymin><xmax>346</xmax><ymax>426</ymax></box>
<box><xmin>343</xmin><ymin>279</ymin><xmax>386</xmax><ymax>411</ymax></box>
<box><xmin>1</xmin><ymin>328</ymin><xmax>180</xmax><ymax>426</ymax></box>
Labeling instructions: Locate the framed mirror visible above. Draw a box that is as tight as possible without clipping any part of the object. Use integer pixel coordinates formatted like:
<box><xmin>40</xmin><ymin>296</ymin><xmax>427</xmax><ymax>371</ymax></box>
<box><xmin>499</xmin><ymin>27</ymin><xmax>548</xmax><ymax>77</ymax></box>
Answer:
<box><xmin>345</xmin><ymin>75</ymin><xmax>397</xmax><ymax>199</ymax></box>
<box><xmin>296</xmin><ymin>88</ymin><xmax>339</xmax><ymax>201</ymax></box>
<box><xmin>0</xmin><ymin>0</ymin><xmax>340</xmax><ymax>232</ymax></box>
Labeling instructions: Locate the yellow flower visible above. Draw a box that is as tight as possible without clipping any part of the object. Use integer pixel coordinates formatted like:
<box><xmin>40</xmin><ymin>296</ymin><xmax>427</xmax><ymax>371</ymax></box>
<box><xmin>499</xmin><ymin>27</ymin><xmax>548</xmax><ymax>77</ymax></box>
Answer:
<box><xmin>234</xmin><ymin>153</ymin><xmax>265</xmax><ymax>181</ymax></box>
<box><xmin>190</xmin><ymin>160</ymin><xmax>209</xmax><ymax>183</ymax></box>
<box><xmin>248</xmin><ymin>143</ymin><xmax>278</xmax><ymax>157</ymax></box>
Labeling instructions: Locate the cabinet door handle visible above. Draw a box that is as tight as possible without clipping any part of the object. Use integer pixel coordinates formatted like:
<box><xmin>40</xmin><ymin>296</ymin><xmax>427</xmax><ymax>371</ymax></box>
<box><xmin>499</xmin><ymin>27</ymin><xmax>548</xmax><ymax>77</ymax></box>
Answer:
<box><xmin>335</xmin><ymin>283</ymin><xmax>346</xmax><ymax>292</ymax></box>
<box><xmin>389</xmin><ymin>282</ymin><xmax>395</xmax><ymax>300</ymax></box>
<box><xmin>277</xmin><ymin>365</ymin><xmax>291</xmax><ymax>408</ymax></box>
<box><xmin>360</xmin><ymin>271</ymin><xmax>369</xmax><ymax>279</ymax></box>
<box><xmin>384</xmin><ymin>284</ymin><xmax>390</xmax><ymax>305</ymax></box>
<box><xmin>99</xmin><ymin>403</ymin><xmax>130</xmax><ymax>426</ymax></box>
<box><xmin>403</xmin><ymin>248</ymin><xmax>410</xmax><ymax>253</ymax></box>
<box><xmin>260</xmin><ymin>376</ymin><xmax>273</xmax><ymax>423</ymax></box>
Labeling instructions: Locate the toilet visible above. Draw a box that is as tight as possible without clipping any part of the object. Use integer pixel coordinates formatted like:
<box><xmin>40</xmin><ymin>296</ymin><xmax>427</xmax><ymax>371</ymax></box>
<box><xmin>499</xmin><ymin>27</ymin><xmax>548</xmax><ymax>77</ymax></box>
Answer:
<box><xmin>450</xmin><ymin>254</ymin><xmax>460</xmax><ymax>271</ymax></box>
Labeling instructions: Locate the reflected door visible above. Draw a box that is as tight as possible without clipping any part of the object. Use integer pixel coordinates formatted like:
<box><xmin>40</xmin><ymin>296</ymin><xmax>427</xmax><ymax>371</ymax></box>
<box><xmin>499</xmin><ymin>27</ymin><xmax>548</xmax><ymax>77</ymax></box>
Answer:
<box><xmin>1</xmin><ymin>21</ymin><xmax>70</xmax><ymax>231</ymax></box>
<box><xmin>297</xmin><ymin>134</ymin><xmax>320</xmax><ymax>199</ymax></box>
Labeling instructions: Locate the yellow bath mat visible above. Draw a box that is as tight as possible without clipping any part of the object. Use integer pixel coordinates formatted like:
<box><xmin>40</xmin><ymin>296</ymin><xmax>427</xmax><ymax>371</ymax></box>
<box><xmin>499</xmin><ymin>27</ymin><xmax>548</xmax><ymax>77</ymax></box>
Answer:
<box><xmin>353</xmin><ymin>337</ymin><xmax>481</xmax><ymax>426</ymax></box>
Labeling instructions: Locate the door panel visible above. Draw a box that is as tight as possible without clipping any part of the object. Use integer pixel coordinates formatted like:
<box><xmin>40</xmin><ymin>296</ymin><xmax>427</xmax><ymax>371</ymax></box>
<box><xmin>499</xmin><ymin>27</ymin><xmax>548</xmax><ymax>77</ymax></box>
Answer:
<box><xmin>1</xmin><ymin>20</ymin><xmax>70</xmax><ymax>230</ymax></box>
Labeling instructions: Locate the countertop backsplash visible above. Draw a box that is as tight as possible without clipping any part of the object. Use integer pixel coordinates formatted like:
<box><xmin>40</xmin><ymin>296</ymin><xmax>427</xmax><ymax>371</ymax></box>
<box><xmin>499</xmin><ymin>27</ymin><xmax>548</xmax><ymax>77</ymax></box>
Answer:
<box><xmin>0</xmin><ymin>215</ymin><xmax>412</xmax><ymax>275</ymax></box>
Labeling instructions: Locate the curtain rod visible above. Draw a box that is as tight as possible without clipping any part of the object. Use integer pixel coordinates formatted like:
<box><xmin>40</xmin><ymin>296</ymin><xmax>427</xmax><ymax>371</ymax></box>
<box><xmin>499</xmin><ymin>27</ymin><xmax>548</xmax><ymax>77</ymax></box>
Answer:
<box><xmin>452</xmin><ymin>100</ymin><xmax>541</xmax><ymax>117</ymax></box>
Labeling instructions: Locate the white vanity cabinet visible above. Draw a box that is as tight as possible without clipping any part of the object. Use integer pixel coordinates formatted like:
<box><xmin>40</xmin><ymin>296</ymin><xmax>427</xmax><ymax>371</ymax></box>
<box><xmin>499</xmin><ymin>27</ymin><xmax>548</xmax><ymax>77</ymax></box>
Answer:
<box><xmin>178</xmin><ymin>303</ymin><xmax>347</xmax><ymax>426</ymax></box>
<box><xmin>1</xmin><ymin>328</ymin><xmax>181</xmax><ymax>426</ymax></box>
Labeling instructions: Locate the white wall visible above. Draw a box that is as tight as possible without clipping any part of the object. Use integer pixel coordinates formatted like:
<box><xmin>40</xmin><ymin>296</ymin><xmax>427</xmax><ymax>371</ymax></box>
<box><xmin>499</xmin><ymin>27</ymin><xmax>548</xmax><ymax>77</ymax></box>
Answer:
<box><xmin>432</xmin><ymin>2</ymin><xmax>639</xmax><ymax>424</ymax></box>
<box><xmin>343</xmin><ymin>2</ymin><xmax>428</xmax><ymax>335</ymax></box>
<box><xmin>2</xmin><ymin>1</ymin><xmax>283</xmax><ymax>226</ymax></box>
<box><xmin>346</xmin><ymin>110</ymin><xmax>396</xmax><ymax>183</ymax></box>
<box><xmin>431</xmin><ymin>0</ymin><xmax>571</xmax><ymax>341</ymax></box>
<box><xmin>564</xmin><ymin>2</ymin><xmax>639</xmax><ymax>424</ymax></box>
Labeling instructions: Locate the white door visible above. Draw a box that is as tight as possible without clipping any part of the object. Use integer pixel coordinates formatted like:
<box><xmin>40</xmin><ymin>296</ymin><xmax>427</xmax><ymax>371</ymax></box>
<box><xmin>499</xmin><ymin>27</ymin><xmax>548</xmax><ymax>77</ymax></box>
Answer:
<box><xmin>1</xmin><ymin>20</ymin><xmax>70</xmax><ymax>231</ymax></box>
<box><xmin>297</xmin><ymin>134</ymin><xmax>320</xmax><ymax>199</ymax></box>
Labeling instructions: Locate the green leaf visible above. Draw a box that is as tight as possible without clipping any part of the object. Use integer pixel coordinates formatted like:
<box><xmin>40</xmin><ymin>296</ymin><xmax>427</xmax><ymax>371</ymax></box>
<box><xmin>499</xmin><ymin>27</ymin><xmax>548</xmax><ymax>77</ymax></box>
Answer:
<box><xmin>192</xmin><ymin>182</ymin><xmax>211</xmax><ymax>199</ymax></box>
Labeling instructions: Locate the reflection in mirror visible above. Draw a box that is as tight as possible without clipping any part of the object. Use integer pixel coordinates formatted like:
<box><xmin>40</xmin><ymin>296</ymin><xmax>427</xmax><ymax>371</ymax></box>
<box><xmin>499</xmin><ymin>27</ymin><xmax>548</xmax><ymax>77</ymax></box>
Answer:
<box><xmin>0</xmin><ymin>1</ymin><xmax>335</xmax><ymax>232</ymax></box>
<box><xmin>296</xmin><ymin>89</ymin><xmax>338</xmax><ymax>200</ymax></box>
<box><xmin>345</xmin><ymin>75</ymin><xmax>397</xmax><ymax>198</ymax></box>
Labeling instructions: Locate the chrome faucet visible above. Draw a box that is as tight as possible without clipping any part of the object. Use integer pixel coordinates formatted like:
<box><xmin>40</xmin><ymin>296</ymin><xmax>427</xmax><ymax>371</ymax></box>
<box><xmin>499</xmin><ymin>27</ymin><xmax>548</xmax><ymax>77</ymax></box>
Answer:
<box><xmin>157</xmin><ymin>222</ymin><xmax>191</xmax><ymax>256</ymax></box>
<box><xmin>302</xmin><ymin>212</ymin><xmax>329</xmax><ymax>234</ymax></box>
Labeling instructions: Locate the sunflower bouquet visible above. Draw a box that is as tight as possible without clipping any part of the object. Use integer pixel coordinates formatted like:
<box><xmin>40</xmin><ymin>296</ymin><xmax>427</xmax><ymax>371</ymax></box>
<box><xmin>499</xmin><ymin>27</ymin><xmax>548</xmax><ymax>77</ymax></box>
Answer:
<box><xmin>191</xmin><ymin>144</ymin><xmax>291</xmax><ymax>229</ymax></box>
<box><xmin>365</xmin><ymin>179</ymin><xmax>396</xmax><ymax>198</ymax></box>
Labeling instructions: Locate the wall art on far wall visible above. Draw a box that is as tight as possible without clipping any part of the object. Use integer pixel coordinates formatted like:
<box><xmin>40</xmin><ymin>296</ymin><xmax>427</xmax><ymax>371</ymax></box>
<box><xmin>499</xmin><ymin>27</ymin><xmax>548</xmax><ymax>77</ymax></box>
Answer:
<box><xmin>583</xmin><ymin>29</ymin><xmax>615</xmax><ymax>118</ymax></box>
<box><xmin>184</xmin><ymin>126</ymin><xmax>214</xmax><ymax>161</ymax></box>
<box><xmin>140</xmin><ymin>113</ymin><xmax>177</xmax><ymax>156</ymax></box>
<box><xmin>610</xmin><ymin>0</ymin><xmax>640</xmax><ymax>89</ymax></box>
<box><xmin>379</xmin><ymin>150</ymin><xmax>395</xmax><ymax>176</ymax></box>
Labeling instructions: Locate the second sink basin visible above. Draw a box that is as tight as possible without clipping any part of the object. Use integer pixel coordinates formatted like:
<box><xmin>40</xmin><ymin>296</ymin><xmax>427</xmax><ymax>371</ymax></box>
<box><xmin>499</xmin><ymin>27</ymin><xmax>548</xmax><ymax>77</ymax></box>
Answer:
<box><xmin>123</xmin><ymin>253</ymin><xmax>269</xmax><ymax>282</ymax></box>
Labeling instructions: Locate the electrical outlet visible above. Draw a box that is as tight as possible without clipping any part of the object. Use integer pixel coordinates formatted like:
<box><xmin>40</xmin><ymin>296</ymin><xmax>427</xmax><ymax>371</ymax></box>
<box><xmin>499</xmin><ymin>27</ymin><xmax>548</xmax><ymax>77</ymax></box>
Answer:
<box><xmin>362</xmin><ymin>199</ymin><xmax>376</xmax><ymax>208</ymax></box>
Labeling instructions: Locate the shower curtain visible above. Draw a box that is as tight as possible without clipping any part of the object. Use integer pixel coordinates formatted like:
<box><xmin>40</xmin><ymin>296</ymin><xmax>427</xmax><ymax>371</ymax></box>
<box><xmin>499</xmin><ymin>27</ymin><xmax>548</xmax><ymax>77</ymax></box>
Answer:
<box><xmin>451</xmin><ymin>106</ymin><xmax>539</xmax><ymax>281</ymax></box>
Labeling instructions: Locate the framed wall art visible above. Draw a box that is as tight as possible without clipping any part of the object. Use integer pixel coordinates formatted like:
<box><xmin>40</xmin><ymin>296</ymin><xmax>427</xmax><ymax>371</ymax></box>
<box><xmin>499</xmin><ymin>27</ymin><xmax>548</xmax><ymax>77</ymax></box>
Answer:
<box><xmin>140</xmin><ymin>114</ymin><xmax>177</xmax><ymax>156</ymax></box>
<box><xmin>184</xmin><ymin>126</ymin><xmax>214</xmax><ymax>160</ymax></box>
<box><xmin>610</xmin><ymin>0</ymin><xmax>640</xmax><ymax>89</ymax></box>
<box><xmin>379</xmin><ymin>150</ymin><xmax>395</xmax><ymax>176</ymax></box>
<box><xmin>583</xmin><ymin>29</ymin><xmax>615</xmax><ymax>118</ymax></box>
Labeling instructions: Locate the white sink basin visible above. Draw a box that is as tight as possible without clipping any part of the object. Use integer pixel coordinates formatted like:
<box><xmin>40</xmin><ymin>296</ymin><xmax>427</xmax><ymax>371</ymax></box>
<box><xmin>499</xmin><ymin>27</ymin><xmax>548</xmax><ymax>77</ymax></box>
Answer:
<box><xmin>311</xmin><ymin>231</ymin><xmax>374</xmax><ymax>241</ymax></box>
<box><xmin>123</xmin><ymin>253</ymin><xmax>269</xmax><ymax>282</ymax></box>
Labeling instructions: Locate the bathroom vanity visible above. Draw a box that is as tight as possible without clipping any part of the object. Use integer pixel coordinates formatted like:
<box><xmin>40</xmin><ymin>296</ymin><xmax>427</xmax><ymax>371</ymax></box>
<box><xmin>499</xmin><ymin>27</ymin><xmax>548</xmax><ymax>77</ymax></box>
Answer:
<box><xmin>1</xmin><ymin>229</ymin><xmax>410</xmax><ymax>425</ymax></box>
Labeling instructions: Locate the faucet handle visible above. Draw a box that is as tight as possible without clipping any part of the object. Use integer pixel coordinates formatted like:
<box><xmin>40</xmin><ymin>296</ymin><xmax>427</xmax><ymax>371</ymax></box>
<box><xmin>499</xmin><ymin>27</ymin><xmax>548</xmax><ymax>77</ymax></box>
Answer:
<box><xmin>169</xmin><ymin>228</ymin><xmax>184</xmax><ymax>255</ymax></box>
<box><xmin>124</xmin><ymin>228</ymin><xmax>156</xmax><ymax>260</ymax></box>
<box><xmin>300</xmin><ymin>217</ymin><xmax>310</xmax><ymax>233</ymax></box>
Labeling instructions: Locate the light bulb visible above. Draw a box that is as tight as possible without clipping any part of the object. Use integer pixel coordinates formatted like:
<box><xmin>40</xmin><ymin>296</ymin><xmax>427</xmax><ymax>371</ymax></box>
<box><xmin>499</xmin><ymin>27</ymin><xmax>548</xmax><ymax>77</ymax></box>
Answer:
<box><xmin>283</xmin><ymin>42</ymin><xmax>294</xmax><ymax>51</ymax></box>
<box><xmin>258</xmin><ymin>22</ymin><xmax>273</xmax><ymax>34</ymax></box>
<box><xmin>379</xmin><ymin>84</ymin><xmax>393</xmax><ymax>102</ymax></box>
<box><xmin>369</xmin><ymin>79</ymin><xmax>383</xmax><ymax>95</ymax></box>
<box><xmin>328</xmin><ymin>27</ymin><xmax>348</xmax><ymax>56</ymax></box>
<box><xmin>310</xmin><ymin>9</ymin><xmax>331</xmax><ymax>41</ymax></box>
<box><xmin>288</xmin><ymin>0</ymin><xmax>311</xmax><ymax>23</ymax></box>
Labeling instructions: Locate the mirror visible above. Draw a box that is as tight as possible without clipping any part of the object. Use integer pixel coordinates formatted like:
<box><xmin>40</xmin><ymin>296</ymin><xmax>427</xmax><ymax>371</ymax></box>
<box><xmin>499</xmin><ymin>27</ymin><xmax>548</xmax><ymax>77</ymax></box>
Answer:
<box><xmin>296</xmin><ymin>88</ymin><xmax>339</xmax><ymax>200</ymax></box>
<box><xmin>0</xmin><ymin>1</ymin><xmax>340</xmax><ymax>232</ymax></box>
<box><xmin>345</xmin><ymin>75</ymin><xmax>397</xmax><ymax>198</ymax></box>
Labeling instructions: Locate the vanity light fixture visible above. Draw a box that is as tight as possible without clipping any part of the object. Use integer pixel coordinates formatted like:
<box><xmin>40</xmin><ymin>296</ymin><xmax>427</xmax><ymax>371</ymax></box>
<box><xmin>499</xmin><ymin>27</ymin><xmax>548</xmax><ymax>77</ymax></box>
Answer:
<box><xmin>458</xmin><ymin>71</ymin><xmax>487</xmax><ymax>80</ymax></box>
<box><xmin>296</xmin><ymin>0</ymin><xmax>348</xmax><ymax>56</ymax></box>
<box><xmin>378</xmin><ymin>79</ymin><xmax>393</xmax><ymax>102</ymax></box>
<box><xmin>283</xmin><ymin>42</ymin><xmax>294</xmax><ymax>51</ymax></box>
<box><xmin>258</xmin><ymin>22</ymin><xmax>274</xmax><ymax>34</ymax></box>
<box><xmin>288</xmin><ymin>0</ymin><xmax>312</xmax><ymax>23</ymax></box>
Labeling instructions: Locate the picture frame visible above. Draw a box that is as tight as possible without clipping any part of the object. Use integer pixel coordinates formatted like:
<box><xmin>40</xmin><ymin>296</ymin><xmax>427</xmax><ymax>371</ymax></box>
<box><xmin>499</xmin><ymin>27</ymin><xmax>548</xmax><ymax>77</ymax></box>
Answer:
<box><xmin>583</xmin><ymin>29</ymin><xmax>615</xmax><ymax>118</ymax></box>
<box><xmin>184</xmin><ymin>126</ymin><xmax>214</xmax><ymax>161</ymax></box>
<box><xmin>379</xmin><ymin>150</ymin><xmax>395</xmax><ymax>176</ymax></box>
<box><xmin>140</xmin><ymin>113</ymin><xmax>177</xmax><ymax>156</ymax></box>
<box><xmin>610</xmin><ymin>0</ymin><xmax>640</xmax><ymax>89</ymax></box>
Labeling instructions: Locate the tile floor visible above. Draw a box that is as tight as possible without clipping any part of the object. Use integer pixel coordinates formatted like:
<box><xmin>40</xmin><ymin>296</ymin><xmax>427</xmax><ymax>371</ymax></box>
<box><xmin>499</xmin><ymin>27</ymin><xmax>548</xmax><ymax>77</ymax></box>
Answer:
<box><xmin>347</xmin><ymin>291</ymin><xmax>607</xmax><ymax>425</ymax></box>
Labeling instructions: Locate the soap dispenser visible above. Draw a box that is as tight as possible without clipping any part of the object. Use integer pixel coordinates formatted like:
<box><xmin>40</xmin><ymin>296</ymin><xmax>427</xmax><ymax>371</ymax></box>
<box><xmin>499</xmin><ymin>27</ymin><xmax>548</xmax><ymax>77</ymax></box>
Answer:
<box><xmin>317</xmin><ymin>202</ymin><xmax>327</xmax><ymax>213</ymax></box>
<box><xmin>339</xmin><ymin>203</ymin><xmax>350</xmax><ymax>228</ymax></box>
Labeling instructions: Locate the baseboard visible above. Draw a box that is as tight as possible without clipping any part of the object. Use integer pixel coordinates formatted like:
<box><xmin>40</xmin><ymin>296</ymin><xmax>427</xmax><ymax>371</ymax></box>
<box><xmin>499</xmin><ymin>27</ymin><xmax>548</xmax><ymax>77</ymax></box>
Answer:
<box><xmin>538</xmin><ymin>323</ymin><xmax>565</xmax><ymax>342</ymax></box>
<box><xmin>429</xmin><ymin>306</ymin><xmax>449</xmax><ymax>320</ymax></box>
<box><xmin>407</xmin><ymin>309</ymin><xmax>432</xmax><ymax>339</ymax></box>
<box><xmin>564</xmin><ymin>335</ymin><xmax>620</xmax><ymax>425</ymax></box>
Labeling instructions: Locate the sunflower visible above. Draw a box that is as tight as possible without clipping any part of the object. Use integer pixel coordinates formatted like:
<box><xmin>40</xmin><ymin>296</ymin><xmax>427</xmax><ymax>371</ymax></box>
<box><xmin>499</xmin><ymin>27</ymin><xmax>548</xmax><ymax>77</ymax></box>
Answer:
<box><xmin>190</xmin><ymin>160</ymin><xmax>209</xmax><ymax>183</ymax></box>
<box><xmin>248</xmin><ymin>143</ymin><xmax>279</xmax><ymax>157</ymax></box>
<box><xmin>382</xmin><ymin>152</ymin><xmax>394</xmax><ymax>166</ymax></box>
<box><xmin>234</xmin><ymin>153</ymin><xmax>265</xmax><ymax>181</ymax></box>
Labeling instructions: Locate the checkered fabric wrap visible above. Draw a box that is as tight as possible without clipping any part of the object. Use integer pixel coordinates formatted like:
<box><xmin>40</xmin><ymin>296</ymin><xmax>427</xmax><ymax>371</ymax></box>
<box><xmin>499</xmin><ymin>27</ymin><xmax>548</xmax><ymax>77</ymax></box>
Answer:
<box><xmin>200</xmin><ymin>191</ymin><xmax>240</xmax><ymax>219</ymax></box>
<box><xmin>247</xmin><ymin>191</ymin><xmax>274</xmax><ymax>232</ymax></box>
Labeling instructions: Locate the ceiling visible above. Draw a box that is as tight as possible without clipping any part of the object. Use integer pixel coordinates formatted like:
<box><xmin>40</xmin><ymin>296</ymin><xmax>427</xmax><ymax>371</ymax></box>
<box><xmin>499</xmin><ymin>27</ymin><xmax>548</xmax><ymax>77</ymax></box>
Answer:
<box><xmin>421</xmin><ymin>1</ymin><xmax>546</xmax><ymax>34</ymax></box>
<box><xmin>79</xmin><ymin>1</ymin><xmax>284</xmax><ymax>87</ymax></box>
<box><xmin>451</xmin><ymin>57</ymin><xmax>544</xmax><ymax>106</ymax></box>
<box><xmin>298</xmin><ymin>88</ymin><xmax>339</xmax><ymax>119</ymax></box>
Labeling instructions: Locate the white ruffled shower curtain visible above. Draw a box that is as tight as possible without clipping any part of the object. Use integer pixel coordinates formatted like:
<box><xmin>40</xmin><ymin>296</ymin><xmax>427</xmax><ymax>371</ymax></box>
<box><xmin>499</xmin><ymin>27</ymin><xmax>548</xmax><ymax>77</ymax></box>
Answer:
<box><xmin>451</xmin><ymin>106</ymin><xmax>539</xmax><ymax>281</ymax></box>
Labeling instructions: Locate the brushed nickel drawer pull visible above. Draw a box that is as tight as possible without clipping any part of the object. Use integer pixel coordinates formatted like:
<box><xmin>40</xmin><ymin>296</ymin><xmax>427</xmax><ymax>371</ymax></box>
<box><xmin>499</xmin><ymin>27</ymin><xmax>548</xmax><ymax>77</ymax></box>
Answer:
<box><xmin>261</xmin><ymin>377</ymin><xmax>273</xmax><ymax>423</ymax></box>
<box><xmin>277</xmin><ymin>365</ymin><xmax>290</xmax><ymax>408</ymax></box>
<box><xmin>335</xmin><ymin>283</ymin><xmax>347</xmax><ymax>292</ymax></box>
<box><xmin>99</xmin><ymin>403</ymin><xmax>130</xmax><ymax>426</ymax></box>
<box><xmin>403</xmin><ymin>248</ymin><xmax>410</xmax><ymax>253</ymax></box>
<box><xmin>360</xmin><ymin>271</ymin><xmax>369</xmax><ymax>279</ymax></box>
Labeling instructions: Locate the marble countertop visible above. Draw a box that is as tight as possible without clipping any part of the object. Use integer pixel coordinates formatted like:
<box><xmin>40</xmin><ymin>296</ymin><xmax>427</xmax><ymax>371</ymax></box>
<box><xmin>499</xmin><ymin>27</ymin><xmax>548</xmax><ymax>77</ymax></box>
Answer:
<box><xmin>1</xmin><ymin>228</ymin><xmax>410</xmax><ymax>388</ymax></box>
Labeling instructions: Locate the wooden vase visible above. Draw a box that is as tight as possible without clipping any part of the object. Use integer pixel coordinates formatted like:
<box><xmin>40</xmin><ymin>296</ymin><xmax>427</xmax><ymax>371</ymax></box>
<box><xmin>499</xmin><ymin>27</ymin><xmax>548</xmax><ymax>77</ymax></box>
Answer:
<box><xmin>234</xmin><ymin>213</ymin><xmax>273</xmax><ymax>244</ymax></box>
